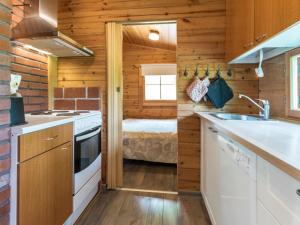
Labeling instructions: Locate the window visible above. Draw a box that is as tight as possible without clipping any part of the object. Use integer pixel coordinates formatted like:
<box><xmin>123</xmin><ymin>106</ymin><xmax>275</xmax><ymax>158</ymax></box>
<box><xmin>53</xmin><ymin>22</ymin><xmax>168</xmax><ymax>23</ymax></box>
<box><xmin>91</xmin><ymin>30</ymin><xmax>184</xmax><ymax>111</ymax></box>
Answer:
<box><xmin>290</xmin><ymin>54</ymin><xmax>300</xmax><ymax>111</ymax></box>
<box><xmin>287</xmin><ymin>49</ymin><xmax>300</xmax><ymax>118</ymax></box>
<box><xmin>144</xmin><ymin>75</ymin><xmax>177</xmax><ymax>101</ymax></box>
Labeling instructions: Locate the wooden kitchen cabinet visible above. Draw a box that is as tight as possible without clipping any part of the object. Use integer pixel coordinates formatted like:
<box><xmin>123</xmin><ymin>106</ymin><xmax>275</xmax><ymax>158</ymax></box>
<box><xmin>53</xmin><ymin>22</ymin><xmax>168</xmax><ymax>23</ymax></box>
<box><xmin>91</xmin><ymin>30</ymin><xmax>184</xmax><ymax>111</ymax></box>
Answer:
<box><xmin>226</xmin><ymin>0</ymin><xmax>298</xmax><ymax>62</ymax></box>
<box><xmin>226</xmin><ymin>0</ymin><xmax>254</xmax><ymax>62</ymax></box>
<box><xmin>284</xmin><ymin>0</ymin><xmax>300</xmax><ymax>29</ymax></box>
<box><xmin>18</xmin><ymin>140</ymin><xmax>73</xmax><ymax>225</ymax></box>
<box><xmin>18</xmin><ymin>142</ymin><xmax>73</xmax><ymax>225</ymax></box>
<box><xmin>254</xmin><ymin>0</ymin><xmax>285</xmax><ymax>44</ymax></box>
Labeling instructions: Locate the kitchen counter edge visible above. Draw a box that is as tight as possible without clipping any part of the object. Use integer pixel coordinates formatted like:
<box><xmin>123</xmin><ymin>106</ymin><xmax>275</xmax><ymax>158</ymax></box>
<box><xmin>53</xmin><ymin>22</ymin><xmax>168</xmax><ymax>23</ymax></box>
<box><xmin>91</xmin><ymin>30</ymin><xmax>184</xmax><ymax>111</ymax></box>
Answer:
<box><xmin>11</xmin><ymin>117</ymin><xmax>74</xmax><ymax>136</ymax></box>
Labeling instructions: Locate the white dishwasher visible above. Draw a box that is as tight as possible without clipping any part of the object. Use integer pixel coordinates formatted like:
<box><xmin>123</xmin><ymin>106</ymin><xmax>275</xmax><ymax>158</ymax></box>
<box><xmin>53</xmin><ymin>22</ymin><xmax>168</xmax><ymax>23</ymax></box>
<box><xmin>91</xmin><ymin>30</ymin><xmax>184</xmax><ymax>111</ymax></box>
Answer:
<box><xmin>218</xmin><ymin>135</ymin><xmax>257</xmax><ymax>225</ymax></box>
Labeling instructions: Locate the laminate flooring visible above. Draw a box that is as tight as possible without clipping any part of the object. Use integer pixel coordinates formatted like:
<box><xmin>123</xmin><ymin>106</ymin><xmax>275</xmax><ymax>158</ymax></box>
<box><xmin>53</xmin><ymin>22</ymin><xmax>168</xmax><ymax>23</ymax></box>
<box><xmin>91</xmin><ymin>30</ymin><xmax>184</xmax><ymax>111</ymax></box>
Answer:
<box><xmin>75</xmin><ymin>190</ymin><xmax>212</xmax><ymax>225</ymax></box>
<box><xmin>123</xmin><ymin>160</ymin><xmax>177</xmax><ymax>192</ymax></box>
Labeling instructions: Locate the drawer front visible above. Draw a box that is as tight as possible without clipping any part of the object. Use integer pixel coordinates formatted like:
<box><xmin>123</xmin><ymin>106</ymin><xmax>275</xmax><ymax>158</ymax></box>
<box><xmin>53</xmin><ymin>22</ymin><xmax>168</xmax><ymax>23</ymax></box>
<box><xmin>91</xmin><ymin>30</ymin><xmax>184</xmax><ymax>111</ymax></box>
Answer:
<box><xmin>19</xmin><ymin>123</ymin><xmax>73</xmax><ymax>162</ymax></box>
<box><xmin>257</xmin><ymin>157</ymin><xmax>300</xmax><ymax>225</ymax></box>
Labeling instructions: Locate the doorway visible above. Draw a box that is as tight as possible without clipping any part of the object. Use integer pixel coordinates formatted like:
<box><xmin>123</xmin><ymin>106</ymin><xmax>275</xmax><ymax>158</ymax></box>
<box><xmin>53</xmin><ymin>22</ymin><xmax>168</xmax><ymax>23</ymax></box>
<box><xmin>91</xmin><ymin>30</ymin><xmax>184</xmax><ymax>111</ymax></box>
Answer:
<box><xmin>106</xmin><ymin>21</ymin><xmax>178</xmax><ymax>192</ymax></box>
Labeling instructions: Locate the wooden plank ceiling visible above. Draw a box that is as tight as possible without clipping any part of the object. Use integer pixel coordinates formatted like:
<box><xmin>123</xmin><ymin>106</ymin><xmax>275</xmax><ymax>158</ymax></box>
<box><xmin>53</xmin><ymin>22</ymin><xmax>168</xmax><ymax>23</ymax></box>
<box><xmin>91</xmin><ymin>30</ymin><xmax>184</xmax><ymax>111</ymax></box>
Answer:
<box><xmin>123</xmin><ymin>23</ymin><xmax>177</xmax><ymax>50</ymax></box>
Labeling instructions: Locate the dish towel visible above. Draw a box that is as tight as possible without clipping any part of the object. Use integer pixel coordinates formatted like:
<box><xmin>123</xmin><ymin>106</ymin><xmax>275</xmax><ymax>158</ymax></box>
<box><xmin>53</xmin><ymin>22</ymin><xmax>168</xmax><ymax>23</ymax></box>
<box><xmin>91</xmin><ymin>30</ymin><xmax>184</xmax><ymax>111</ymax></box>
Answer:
<box><xmin>206</xmin><ymin>77</ymin><xmax>234</xmax><ymax>108</ymax></box>
<box><xmin>186</xmin><ymin>77</ymin><xmax>210</xmax><ymax>103</ymax></box>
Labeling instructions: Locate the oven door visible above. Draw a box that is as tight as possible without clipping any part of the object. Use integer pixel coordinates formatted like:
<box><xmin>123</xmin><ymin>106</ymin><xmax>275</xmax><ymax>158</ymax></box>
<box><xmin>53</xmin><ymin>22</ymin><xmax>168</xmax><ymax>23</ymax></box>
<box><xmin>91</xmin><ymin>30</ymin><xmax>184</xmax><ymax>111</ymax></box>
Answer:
<box><xmin>74</xmin><ymin>126</ymin><xmax>101</xmax><ymax>194</ymax></box>
<box><xmin>75</xmin><ymin>126</ymin><xmax>101</xmax><ymax>173</ymax></box>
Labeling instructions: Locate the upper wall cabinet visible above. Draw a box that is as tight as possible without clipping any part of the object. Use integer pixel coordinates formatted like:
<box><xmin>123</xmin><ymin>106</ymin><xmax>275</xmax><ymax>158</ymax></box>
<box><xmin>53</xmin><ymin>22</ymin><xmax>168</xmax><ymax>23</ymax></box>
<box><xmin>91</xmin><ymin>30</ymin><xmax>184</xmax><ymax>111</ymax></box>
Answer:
<box><xmin>226</xmin><ymin>0</ymin><xmax>254</xmax><ymax>61</ymax></box>
<box><xmin>254</xmin><ymin>0</ymin><xmax>285</xmax><ymax>44</ymax></box>
<box><xmin>284</xmin><ymin>0</ymin><xmax>300</xmax><ymax>28</ymax></box>
<box><xmin>226</xmin><ymin>0</ymin><xmax>300</xmax><ymax>63</ymax></box>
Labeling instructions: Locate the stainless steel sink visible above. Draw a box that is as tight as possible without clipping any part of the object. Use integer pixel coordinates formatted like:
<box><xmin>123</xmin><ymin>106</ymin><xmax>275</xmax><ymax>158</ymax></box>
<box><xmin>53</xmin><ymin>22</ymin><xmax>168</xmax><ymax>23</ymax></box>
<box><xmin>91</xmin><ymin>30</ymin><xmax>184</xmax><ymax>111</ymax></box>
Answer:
<box><xmin>210</xmin><ymin>113</ymin><xmax>265</xmax><ymax>121</ymax></box>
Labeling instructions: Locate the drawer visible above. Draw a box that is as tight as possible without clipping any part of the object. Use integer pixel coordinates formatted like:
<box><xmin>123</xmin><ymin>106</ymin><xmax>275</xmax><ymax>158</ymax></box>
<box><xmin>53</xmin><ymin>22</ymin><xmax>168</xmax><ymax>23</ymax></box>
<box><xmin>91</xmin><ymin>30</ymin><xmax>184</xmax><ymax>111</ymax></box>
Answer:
<box><xmin>19</xmin><ymin>123</ymin><xmax>73</xmax><ymax>162</ymax></box>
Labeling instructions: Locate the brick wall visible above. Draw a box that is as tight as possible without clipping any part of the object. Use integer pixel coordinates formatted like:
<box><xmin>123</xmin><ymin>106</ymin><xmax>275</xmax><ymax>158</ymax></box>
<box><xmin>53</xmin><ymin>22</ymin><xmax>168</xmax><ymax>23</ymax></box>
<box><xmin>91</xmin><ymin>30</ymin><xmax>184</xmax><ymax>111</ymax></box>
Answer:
<box><xmin>54</xmin><ymin>87</ymin><xmax>102</xmax><ymax>111</ymax></box>
<box><xmin>0</xmin><ymin>1</ymin><xmax>11</xmax><ymax>225</ymax></box>
<box><xmin>11</xmin><ymin>0</ymin><xmax>48</xmax><ymax>113</ymax></box>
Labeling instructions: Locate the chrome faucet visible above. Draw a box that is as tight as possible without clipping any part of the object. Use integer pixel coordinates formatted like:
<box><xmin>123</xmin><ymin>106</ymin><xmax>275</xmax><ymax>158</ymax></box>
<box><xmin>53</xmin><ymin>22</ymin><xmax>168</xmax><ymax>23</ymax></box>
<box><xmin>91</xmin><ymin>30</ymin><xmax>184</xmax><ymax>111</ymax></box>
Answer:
<box><xmin>239</xmin><ymin>94</ymin><xmax>270</xmax><ymax>120</ymax></box>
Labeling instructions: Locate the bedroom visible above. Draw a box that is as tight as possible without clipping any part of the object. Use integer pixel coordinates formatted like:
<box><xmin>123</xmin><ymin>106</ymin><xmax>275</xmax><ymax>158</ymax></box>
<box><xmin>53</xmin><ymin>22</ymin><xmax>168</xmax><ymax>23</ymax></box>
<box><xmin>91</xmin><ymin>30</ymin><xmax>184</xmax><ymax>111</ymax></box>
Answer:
<box><xmin>122</xmin><ymin>22</ymin><xmax>178</xmax><ymax>192</ymax></box>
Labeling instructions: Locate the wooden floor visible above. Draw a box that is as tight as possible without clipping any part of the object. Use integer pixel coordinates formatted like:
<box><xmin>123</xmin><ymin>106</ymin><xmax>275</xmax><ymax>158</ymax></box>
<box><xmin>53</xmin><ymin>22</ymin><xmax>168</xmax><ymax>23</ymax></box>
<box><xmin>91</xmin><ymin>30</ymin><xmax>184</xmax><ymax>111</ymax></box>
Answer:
<box><xmin>123</xmin><ymin>160</ymin><xmax>177</xmax><ymax>192</ymax></box>
<box><xmin>75</xmin><ymin>190</ymin><xmax>212</xmax><ymax>225</ymax></box>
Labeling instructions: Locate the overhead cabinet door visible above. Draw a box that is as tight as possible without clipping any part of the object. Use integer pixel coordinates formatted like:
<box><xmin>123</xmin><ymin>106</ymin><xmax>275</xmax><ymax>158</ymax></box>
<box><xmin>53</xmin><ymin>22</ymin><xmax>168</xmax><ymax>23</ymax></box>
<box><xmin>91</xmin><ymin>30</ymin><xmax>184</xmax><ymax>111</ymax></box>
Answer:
<box><xmin>254</xmin><ymin>0</ymin><xmax>285</xmax><ymax>44</ymax></box>
<box><xmin>284</xmin><ymin>0</ymin><xmax>300</xmax><ymax>28</ymax></box>
<box><xmin>226</xmin><ymin>0</ymin><xmax>254</xmax><ymax>62</ymax></box>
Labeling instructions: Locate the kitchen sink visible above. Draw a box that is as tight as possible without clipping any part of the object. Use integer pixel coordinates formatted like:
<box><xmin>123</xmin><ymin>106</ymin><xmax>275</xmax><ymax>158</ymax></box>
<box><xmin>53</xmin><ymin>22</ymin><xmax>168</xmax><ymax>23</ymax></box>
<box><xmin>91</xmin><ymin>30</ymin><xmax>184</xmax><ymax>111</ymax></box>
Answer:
<box><xmin>210</xmin><ymin>113</ymin><xmax>266</xmax><ymax>121</ymax></box>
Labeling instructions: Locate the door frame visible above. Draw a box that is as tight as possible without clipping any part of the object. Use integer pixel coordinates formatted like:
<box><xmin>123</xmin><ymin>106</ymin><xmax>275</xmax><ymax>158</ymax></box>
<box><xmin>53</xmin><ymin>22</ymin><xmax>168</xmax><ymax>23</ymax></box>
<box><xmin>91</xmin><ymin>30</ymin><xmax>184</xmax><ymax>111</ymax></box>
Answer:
<box><xmin>106</xmin><ymin>20</ymin><xmax>177</xmax><ymax>189</ymax></box>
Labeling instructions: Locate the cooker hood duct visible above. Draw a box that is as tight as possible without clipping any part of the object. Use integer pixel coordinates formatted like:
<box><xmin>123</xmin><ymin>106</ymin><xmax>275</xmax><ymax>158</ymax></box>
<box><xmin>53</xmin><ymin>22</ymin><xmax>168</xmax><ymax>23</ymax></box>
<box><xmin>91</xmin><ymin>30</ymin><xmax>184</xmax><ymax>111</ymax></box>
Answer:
<box><xmin>12</xmin><ymin>0</ymin><xmax>94</xmax><ymax>57</ymax></box>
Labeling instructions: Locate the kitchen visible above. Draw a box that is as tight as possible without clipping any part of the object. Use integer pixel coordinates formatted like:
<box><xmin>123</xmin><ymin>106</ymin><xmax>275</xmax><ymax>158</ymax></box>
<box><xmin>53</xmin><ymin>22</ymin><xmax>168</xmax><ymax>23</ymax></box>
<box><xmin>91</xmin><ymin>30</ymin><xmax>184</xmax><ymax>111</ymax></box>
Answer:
<box><xmin>0</xmin><ymin>0</ymin><xmax>300</xmax><ymax>225</ymax></box>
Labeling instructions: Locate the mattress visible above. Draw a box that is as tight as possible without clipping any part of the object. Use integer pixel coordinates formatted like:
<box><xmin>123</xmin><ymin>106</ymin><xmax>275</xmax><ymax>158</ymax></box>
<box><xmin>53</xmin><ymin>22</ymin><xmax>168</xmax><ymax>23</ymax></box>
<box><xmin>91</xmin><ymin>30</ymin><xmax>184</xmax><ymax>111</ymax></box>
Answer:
<box><xmin>123</xmin><ymin>119</ymin><xmax>178</xmax><ymax>164</ymax></box>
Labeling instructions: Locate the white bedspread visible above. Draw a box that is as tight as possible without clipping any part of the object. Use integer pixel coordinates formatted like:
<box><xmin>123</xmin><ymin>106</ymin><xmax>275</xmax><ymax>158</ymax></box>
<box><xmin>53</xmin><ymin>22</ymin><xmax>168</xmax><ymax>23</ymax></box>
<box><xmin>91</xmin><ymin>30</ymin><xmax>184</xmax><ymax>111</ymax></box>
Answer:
<box><xmin>123</xmin><ymin>119</ymin><xmax>178</xmax><ymax>164</ymax></box>
<box><xmin>123</xmin><ymin>119</ymin><xmax>177</xmax><ymax>133</ymax></box>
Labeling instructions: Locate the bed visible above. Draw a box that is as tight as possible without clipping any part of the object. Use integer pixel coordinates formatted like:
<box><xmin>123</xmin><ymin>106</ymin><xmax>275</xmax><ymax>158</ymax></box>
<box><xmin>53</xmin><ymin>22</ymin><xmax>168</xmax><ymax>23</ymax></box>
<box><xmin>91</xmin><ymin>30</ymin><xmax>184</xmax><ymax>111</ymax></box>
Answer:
<box><xmin>123</xmin><ymin>119</ymin><xmax>178</xmax><ymax>164</ymax></box>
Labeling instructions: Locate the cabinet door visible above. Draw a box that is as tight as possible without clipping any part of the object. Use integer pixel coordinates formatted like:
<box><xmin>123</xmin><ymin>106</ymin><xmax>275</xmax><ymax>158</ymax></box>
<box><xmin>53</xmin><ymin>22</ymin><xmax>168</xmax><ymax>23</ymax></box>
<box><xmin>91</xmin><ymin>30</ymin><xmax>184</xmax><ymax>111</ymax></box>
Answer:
<box><xmin>18</xmin><ymin>142</ymin><xmax>73</xmax><ymax>225</ymax></box>
<box><xmin>254</xmin><ymin>0</ymin><xmax>285</xmax><ymax>44</ymax></box>
<box><xmin>257</xmin><ymin>157</ymin><xmax>300</xmax><ymax>225</ymax></box>
<box><xmin>284</xmin><ymin>0</ymin><xmax>300</xmax><ymax>28</ymax></box>
<box><xmin>226</xmin><ymin>0</ymin><xmax>254</xmax><ymax>62</ymax></box>
<box><xmin>202</xmin><ymin>122</ymin><xmax>220</xmax><ymax>224</ymax></box>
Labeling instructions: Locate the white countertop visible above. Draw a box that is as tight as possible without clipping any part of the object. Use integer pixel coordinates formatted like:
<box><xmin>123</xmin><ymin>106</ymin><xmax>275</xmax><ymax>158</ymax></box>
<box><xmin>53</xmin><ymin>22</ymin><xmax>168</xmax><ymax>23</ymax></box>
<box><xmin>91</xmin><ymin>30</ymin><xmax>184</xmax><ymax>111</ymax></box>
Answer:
<box><xmin>11</xmin><ymin>110</ymin><xmax>102</xmax><ymax>136</ymax></box>
<box><xmin>11</xmin><ymin>116</ymin><xmax>74</xmax><ymax>136</ymax></box>
<box><xmin>197</xmin><ymin>112</ymin><xmax>300</xmax><ymax>181</ymax></box>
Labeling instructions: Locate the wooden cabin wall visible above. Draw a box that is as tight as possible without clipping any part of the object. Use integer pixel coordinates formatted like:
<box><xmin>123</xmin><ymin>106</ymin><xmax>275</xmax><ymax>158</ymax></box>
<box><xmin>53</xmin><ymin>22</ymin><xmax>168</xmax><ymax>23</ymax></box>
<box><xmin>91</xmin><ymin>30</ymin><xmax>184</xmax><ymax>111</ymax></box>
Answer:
<box><xmin>123</xmin><ymin>43</ymin><xmax>177</xmax><ymax>119</ymax></box>
<box><xmin>259</xmin><ymin>54</ymin><xmax>286</xmax><ymax>117</ymax></box>
<box><xmin>12</xmin><ymin>0</ymin><xmax>49</xmax><ymax>112</ymax></box>
<box><xmin>58</xmin><ymin>0</ymin><xmax>259</xmax><ymax>191</ymax></box>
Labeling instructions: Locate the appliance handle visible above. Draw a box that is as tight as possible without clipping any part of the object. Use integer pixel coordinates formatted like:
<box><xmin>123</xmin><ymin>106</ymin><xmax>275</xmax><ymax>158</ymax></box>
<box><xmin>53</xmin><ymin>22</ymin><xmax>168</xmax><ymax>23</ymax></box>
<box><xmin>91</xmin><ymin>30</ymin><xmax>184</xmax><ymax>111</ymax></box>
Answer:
<box><xmin>76</xmin><ymin>127</ymin><xmax>101</xmax><ymax>142</ymax></box>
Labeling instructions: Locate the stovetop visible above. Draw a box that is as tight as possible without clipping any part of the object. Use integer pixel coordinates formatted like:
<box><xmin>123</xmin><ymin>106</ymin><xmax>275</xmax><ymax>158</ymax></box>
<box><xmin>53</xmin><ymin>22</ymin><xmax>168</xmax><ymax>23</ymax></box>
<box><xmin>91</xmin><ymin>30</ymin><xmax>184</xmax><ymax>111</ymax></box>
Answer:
<box><xmin>27</xmin><ymin>110</ymin><xmax>102</xmax><ymax>135</ymax></box>
<box><xmin>30</xmin><ymin>110</ymin><xmax>91</xmax><ymax>116</ymax></box>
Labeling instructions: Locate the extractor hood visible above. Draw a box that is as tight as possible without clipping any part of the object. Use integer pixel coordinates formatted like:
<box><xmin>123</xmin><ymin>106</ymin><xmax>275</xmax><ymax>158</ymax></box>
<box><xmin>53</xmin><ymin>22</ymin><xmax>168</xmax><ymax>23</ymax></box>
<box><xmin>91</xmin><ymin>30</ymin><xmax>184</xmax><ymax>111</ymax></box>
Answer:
<box><xmin>12</xmin><ymin>0</ymin><xmax>94</xmax><ymax>57</ymax></box>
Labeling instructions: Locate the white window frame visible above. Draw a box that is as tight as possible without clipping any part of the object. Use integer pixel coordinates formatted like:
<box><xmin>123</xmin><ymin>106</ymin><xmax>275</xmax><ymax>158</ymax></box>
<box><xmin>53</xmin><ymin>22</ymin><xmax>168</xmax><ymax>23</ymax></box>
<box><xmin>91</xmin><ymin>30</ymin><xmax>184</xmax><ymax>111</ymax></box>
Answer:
<box><xmin>286</xmin><ymin>49</ymin><xmax>300</xmax><ymax>118</ymax></box>
<box><xmin>144</xmin><ymin>75</ymin><xmax>177</xmax><ymax>101</ymax></box>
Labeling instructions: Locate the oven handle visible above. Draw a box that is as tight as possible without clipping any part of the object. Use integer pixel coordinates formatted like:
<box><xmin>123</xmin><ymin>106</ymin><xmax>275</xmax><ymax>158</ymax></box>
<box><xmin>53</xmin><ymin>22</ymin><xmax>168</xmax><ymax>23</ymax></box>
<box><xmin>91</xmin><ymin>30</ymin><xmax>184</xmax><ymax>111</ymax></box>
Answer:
<box><xmin>76</xmin><ymin>127</ymin><xmax>101</xmax><ymax>142</ymax></box>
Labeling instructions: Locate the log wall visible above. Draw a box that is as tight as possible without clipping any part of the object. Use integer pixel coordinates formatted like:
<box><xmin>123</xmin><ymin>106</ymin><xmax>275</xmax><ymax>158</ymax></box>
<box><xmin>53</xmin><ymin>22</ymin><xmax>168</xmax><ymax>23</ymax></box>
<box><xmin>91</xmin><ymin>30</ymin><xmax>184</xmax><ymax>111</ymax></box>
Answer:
<box><xmin>123</xmin><ymin>43</ymin><xmax>177</xmax><ymax>119</ymax></box>
<box><xmin>58</xmin><ymin>0</ymin><xmax>259</xmax><ymax>191</ymax></box>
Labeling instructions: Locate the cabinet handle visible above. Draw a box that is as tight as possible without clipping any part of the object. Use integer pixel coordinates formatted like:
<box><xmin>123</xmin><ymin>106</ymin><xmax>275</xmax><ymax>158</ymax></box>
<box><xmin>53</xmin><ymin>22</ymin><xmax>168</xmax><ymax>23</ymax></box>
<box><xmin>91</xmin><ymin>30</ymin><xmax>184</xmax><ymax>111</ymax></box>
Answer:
<box><xmin>255</xmin><ymin>36</ymin><xmax>262</xmax><ymax>42</ymax></box>
<box><xmin>261</xmin><ymin>34</ymin><xmax>267</xmax><ymax>40</ymax></box>
<box><xmin>244</xmin><ymin>42</ymin><xmax>254</xmax><ymax>49</ymax></box>
<box><xmin>297</xmin><ymin>189</ymin><xmax>300</xmax><ymax>196</ymax></box>
<box><xmin>208</xmin><ymin>127</ymin><xmax>218</xmax><ymax>133</ymax></box>
<box><xmin>44</xmin><ymin>135</ymin><xmax>58</xmax><ymax>141</ymax></box>
<box><xmin>256</xmin><ymin>34</ymin><xmax>268</xmax><ymax>43</ymax></box>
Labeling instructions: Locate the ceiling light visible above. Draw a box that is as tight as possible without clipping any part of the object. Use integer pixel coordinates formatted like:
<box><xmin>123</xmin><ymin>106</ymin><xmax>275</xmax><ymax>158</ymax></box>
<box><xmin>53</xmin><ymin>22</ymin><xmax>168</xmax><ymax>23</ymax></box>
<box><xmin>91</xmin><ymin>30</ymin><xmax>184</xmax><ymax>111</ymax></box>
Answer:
<box><xmin>149</xmin><ymin>30</ymin><xmax>160</xmax><ymax>41</ymax></box>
